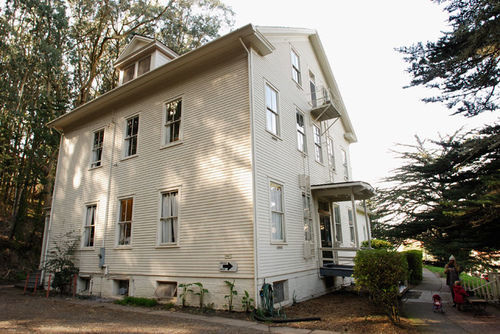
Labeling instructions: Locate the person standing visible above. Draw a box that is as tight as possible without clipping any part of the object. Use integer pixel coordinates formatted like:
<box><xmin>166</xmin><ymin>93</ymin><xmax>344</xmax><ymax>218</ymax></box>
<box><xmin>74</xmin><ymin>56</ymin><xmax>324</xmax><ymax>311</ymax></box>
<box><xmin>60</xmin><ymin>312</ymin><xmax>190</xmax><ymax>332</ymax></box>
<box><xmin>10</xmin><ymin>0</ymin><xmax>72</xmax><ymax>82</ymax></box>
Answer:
<box><xmin>444</xmin><ymin>255</ymin><xmax>460</xmax><ymax>306</ymax></box>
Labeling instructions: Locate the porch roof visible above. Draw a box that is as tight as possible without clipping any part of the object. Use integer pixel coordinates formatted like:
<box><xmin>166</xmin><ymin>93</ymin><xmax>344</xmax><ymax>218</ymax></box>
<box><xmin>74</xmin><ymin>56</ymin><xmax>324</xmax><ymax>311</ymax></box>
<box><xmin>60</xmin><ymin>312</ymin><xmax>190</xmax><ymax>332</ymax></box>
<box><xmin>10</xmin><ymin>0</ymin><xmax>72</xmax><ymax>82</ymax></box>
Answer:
<box><xmin>311</xmin><ymin>181</ymin><xmax>375</xmax><ymax>201</ymax></box>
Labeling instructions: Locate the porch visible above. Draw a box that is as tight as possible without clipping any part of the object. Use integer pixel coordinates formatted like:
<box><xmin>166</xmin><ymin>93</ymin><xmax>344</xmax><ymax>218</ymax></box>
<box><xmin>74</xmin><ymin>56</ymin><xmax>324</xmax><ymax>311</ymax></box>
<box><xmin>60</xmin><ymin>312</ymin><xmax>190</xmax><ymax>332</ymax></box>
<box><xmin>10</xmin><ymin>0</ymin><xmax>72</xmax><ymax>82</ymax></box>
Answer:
<box><xmin>311</xmin><ymin>181</ymin><xmax>375</xmax><ymax>278</ymax></box>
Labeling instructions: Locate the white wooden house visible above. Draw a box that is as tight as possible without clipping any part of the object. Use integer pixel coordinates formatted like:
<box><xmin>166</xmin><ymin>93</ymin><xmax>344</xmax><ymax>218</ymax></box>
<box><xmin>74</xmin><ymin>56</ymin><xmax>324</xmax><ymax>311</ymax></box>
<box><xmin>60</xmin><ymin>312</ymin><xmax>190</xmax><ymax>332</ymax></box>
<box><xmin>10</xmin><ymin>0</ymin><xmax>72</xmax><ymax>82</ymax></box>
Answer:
<box><xmin>41</xmin><ymin>25</ymin><xmax>374</xmax><ymax>309</ymax></box>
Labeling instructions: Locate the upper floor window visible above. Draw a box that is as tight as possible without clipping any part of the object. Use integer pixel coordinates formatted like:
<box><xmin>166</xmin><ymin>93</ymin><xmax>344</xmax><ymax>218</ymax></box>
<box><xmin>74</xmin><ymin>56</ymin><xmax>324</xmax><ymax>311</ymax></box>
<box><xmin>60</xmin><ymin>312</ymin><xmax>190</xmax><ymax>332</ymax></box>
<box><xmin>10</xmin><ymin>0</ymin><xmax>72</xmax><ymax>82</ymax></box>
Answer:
<box><xmin>122</xmin><ymin>64</ymin><xmax>135</xmax><ymax>84</ymax></box>
<box><xmin>118</xmin><ymin>198</ymin><xmax>133</xmax><ymax>245</ymax></box>
<box><xmin>137</xmin><ymin>55</ymin><xmax>151</xmax><ymax>76</ymax></box>
<box><xmin>265</xmin><ymin>83</ymin><xmax>279</xmax><ymax>135</ymax></box>
<box><xmin>83</xmin><ymin>204</ymin><xmax>96</xmax><ymax>247</ymax></box>
<box><xmin>309</xmin><ymin>72</ymin><xmax>317</xmax><ymax>108</ymax></box>
<box><xmin>341</xmin><ymin>148</ymin><xmax>349</xmax><ymax>180</ymax></box>
<box><xmin>291</xmin><ymin>50</ymin><xmax>301</xmax><ymax>84</ymax></box>
<box><xmin>327</xmin><ymin>137</ymin><xmax>335</xmax><ymax>170</ymax></box>
<box><xmin>124</xmin><ymin>116</ymin><xmax>139</xmax><ymax>157</ymax></box>
<box><xmin>160</xmin><ymin>190</ymin><xmax>178</xmax><ymax>245</ymax></box>
<box><xmin>164</xmin><ymin>99</ymin><xmax>182</xmax><ymax>144</ymax></box>
<box><xmin>91</xmin><ymin>129</ymin><xmax>104</xmax><ymax>168</ymax></box>
<box><xmin>313</xmin><ymin>125</ymin><xmax>323</xmax><ymax>163</ymax></box>
<box><xmin>270</xmin><ymin>181</ymin><xmax>284</xmax><ymax>242</ymax></box>
<box><xmin>296</xmin><ymin>111</ymin><xmax>306</xmax><ymax>152</ymax></box>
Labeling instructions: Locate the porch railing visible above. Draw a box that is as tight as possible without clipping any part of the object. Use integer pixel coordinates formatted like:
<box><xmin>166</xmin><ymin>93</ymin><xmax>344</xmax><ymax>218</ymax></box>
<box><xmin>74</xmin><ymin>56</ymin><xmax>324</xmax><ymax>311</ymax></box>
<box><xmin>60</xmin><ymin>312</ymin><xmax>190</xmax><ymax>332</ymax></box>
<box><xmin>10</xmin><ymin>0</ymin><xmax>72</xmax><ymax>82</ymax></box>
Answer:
<box><xmin>462</xmin><ymin>272</ymin><xmax>500</xmax><ymax>303</ymax></box>
<box><xmin>320</xmin><ymin>247</ymin><xmax>358</xmax><ymax>266</ymax></box>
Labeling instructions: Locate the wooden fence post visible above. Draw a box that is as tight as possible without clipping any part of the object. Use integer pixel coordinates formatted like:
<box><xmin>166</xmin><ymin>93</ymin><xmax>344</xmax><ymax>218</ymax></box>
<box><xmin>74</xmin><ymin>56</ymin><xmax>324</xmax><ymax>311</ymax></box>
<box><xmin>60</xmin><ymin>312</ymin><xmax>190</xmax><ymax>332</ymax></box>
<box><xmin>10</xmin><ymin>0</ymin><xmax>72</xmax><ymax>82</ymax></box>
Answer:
<box><xmin>46</xmin><ymin>274</ymin><xmax>52</xmax><ymax>298</ymax></box>
<box><xmin>33</xmin><ymin>272</ymin><xmax>40</xmax><ymax>295</ymax></box>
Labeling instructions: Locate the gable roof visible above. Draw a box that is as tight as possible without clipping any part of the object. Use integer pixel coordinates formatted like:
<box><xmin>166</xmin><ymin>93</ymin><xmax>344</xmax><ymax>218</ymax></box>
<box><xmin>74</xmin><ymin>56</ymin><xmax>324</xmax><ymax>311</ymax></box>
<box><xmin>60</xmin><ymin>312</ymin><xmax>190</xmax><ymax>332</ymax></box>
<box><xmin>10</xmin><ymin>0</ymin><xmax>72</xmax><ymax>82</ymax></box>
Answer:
<box><xmin>114</xmin><ymin>35</ymin><xmax>179</xmax><ymax>68</ymax></box>
<box><xmin>256</xmin><ymin>26</ymin><xmax>357</xmax><ymax>143</ymax></box>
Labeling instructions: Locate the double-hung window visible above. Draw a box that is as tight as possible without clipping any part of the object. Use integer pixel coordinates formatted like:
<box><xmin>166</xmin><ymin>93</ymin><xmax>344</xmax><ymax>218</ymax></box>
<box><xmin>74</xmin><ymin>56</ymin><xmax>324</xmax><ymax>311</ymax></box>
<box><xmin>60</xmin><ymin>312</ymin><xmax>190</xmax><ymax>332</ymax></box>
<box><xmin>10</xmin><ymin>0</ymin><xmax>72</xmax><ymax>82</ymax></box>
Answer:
<box><xmin>124</xmin><ymin>116</ymin><xmax>139</xmax><ymax>157</ymax></box>
<box><xmin>291</xmin><ymin>50</ymin><xmax>301</xmax><ymax>84</ymax></box>
<box><xmin>137</xmin><ymin>55</ymin><xmax>151</xmax><ymax>76</ymax></box>
<box><xmin>83</xmin><ymin>204</ymin><xmax>96</xmax><ymax>247</ymax></box>
<box><xmin>327</xmin><ymin>137</ymin><xmax>335</xmax><ymax>170</ymax></box>
<box><xmin>313</xmin><ymin>125</ymin><xmax>323</xmax><ymax>163</ymax></box>
<box><xmin>296</xmin><ymin>111</ymin><xmax>306</xmax><ymax>152</ymax></box>
<box><xmin>333</xmin><ymin>204</ymin><xmax>342</xmax><ymax>243</ymax></box>
<box><xmin>341</xmin><ymin>149</ymin><xmax>349</xmax><ymax>180</ymax></box>
<box><xmin>160</xmin><ymin>190</ymin><xmax>178</xmax><ymax>244</ymax></box>
<box><xmin>270</xmin><ymin>182</ymin><xmax>284</xmax><ymax>242</ymax></box>
<box><xmin>91</xmin><ymin>129</ymin><xmax>104</xmax><ymax>168</ymax></box>
<box><xmin>265</xmin><ymin>84</ymin><xmax>279</xmax><ymax>135</ymax></box>
<box><xmin>309</xmin><ymin>72</ymin><xmax>317</xmax><ymax>108</ymax></box>
<box><xmin>122</xmin><ymin>64</ymin><xmax>135</xmax><ymax>84</ymax></box>
<box><xmin>302</xmin><ymin>193</ymin><xmax>312</xmax><ymax>241</ymax></box>
<box><xmin>164</xmin><ymin>99</ymin><xmax>182</xmax><ymax>144</ymax></box>
<box><xmin>118</xmin><ymin>198</ymin><xmax>133</xmax><ymax>245</ymax></box>
<box><xmin>348</xmin><ymin>208</ymin><xmax>355</xmax><ymax>243</ymax></box>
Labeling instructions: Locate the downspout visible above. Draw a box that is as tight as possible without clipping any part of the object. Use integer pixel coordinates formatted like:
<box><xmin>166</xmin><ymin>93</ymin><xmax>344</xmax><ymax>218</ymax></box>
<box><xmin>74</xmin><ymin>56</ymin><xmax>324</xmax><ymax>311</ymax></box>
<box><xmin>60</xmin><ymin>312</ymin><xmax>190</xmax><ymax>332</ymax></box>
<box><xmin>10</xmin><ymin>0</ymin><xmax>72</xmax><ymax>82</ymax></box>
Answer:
<box><xmin>239</xmin><ymin>38</ymin><xmax>260</xmax><ymax>307</ymax></box>
<box><xmin>41</xmin><ymin>131</ymin><xmax>65</xmax><ymax>282</ymax></box>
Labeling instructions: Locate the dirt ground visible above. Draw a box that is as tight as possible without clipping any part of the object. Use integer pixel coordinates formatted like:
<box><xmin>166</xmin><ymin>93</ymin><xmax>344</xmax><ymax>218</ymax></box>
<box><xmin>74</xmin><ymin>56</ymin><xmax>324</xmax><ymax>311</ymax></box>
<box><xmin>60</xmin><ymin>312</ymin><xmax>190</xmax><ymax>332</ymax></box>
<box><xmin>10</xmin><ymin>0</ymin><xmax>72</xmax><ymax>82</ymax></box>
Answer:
<box><xmin>0</xmin><ymin>286</ymin><xmax>416</xmax><ymax>333</ymax></box>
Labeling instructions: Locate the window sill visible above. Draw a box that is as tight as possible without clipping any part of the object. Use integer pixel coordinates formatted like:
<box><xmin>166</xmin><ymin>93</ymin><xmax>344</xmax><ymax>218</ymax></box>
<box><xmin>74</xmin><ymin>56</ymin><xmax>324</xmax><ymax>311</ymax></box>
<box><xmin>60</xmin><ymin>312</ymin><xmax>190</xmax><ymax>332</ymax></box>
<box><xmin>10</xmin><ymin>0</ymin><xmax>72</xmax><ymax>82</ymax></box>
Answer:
<box><xmin>121</xmin><ymin>154</ymin><xmax>138</xmax><ymax>162</ymax></box>
<box><xmin>298</xmin><ymin>150</ymin><xmax>307</xmax><ymax>157</ymax></box>
<box><xmin>266</xmin><ymin>131</ymin><xmax>282</xmax><ymax>141</ymax></box>
<box><xmin>315</xmin><ymin>160</ymin><xmax>325</xmax><ymax>167</ymax></box>
<box><xmin>89</xmin><ymin>165</ymin><xmax>103</xmax><ymax>171</ymax></box>
<box><xmin>271</xmin><ymin>241</ymin><xmax>287</xmax><ymax>246</ymax></box>
<box><xmin>293</xmin><ymin>80</ymin><xmax>302</xmax><ymax>90</ymax></box>
<box><xmin>79</xmin><ymin>247</ymin><xmax>95</xmax><ymax>251</ymax></box>
<box><xmin>160</xmin><ymin>141</ymin><xmax>183</xmax><ymax>150</ymax></box>
<box><xmin>114</xmin><ymin>246</ymin><xmax>132</xmax><ymax>250</ymax></box>
<box><xmin>155</xmin><ymin>244</ymin><xmax>180</xmax><ymax>249</ymax></box>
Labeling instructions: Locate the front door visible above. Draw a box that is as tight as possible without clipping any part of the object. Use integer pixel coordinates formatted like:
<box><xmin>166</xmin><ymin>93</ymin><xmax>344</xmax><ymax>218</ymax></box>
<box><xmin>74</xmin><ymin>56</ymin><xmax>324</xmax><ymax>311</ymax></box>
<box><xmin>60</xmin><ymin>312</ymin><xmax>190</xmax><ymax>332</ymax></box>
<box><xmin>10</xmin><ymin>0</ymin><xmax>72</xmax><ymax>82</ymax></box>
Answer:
<box><xmin>318</xmin><ymin>201</ymin><xmax>333</xmax><ymax>264</ymax></box>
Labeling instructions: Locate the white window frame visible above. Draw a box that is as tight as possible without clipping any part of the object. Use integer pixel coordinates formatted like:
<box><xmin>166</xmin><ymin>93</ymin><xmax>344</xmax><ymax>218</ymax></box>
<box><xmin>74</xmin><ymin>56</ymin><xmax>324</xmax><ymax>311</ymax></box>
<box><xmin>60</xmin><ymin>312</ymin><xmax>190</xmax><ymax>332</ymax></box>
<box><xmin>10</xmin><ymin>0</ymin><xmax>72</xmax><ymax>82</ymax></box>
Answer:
<box><xmin>309</xmin><ymin>71</ymin><xmax>317</xmax><ymax>108</ymax></box>
<box><xmin>82</xmin><ymin>203</ymin><xmax>97</xmax><ymax>248</ymax></box>
<box><xmin>269</xmin><ymin>180</ymin><xmax>285</xmax><ymax>243</ymax></box>
<box><xmin>117</xmin><ymin>197</ymin><xmax>134</xmax><ymax>246</ymax></box>
<box><xmin>302</xmin><ymin>193</ymin><xmax>312</xmax><ymax>241</ymax></box>
<box><xmin>348</xmin><ymin>208</ymin><xmax>355</xmax><ymax>244</ymax></box>
<box><xmin>265</xmin><ymin>82</ymin><xmax>279</xmax><ymax>136</ymax></box>
<box><xmin>90</xmin><ymin>128</ymin><xmax>104</xmax><ymax>168</ymax></box>
<box><xmin>158</xmin><ymin>188</ymin><xmax>180</xmax><ymax>246</ymax></box>
<box><xmin>124</xmin><ymin>115</ymin><xmax>139</xmax><ymax>158</ymax></box>
<box><xmin>341</xmin><ymin>148</ymin><xmax>349</xmax><ymax>180</ymax></box>
<box><xmin>296</xmin><ymin>110</ymin><xmax>306</xmax><ymax>153</ymax></box>
<box><xmin>333</xmin><ymin>204</ymin><xmax>342</xmax><ymax>243</ymax></box>
<box><xmin>137</xmin><ymin>55</ymin><xmax>151</xmax><ymax>77</ymax></box>
<box><xmin>290</xmin><ymin>49</ymin><xmax>301</xmax><ymax>85</ymax></box>
<box><xmin>163</xmin><ymin>98</ymin><xmax>182</xmax><ymax>146</ymax></box>
<box><xmin>313</xmin><ymin>124</ymin><xmax>323</xmax><ymax>163</ymax></box>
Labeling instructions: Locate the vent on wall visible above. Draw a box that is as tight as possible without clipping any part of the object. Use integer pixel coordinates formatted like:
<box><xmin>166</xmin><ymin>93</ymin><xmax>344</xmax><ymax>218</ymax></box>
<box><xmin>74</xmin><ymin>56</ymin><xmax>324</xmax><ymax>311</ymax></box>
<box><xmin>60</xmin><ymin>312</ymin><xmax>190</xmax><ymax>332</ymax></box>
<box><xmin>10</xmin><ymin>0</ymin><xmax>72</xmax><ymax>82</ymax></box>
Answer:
<box><xmin>155</xmin><ymin>281</ymin><xmax>177</xmax><ymax>299</ymax></box>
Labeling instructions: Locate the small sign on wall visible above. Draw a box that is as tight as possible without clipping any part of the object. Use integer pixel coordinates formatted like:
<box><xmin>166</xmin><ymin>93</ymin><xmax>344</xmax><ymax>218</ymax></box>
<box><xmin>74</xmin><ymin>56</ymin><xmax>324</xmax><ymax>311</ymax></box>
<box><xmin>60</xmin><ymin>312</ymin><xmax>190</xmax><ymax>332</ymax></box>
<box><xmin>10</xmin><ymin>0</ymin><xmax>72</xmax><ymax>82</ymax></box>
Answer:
<box><xmin>219</xmin><ymin>261</ymin><xmax>238</xmax><ymax>272</ymax></box>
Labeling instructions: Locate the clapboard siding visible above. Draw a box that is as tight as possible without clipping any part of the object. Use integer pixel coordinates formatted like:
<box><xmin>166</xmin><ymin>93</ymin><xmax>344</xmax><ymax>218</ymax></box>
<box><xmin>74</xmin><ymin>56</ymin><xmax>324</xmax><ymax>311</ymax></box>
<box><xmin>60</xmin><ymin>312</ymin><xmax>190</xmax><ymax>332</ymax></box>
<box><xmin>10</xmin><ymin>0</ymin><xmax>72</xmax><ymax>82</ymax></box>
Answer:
<box><xmin>251</xmin><ymin>34</ymin><xmax>365</xmax><ymax>283</ymax></box>
<box><xmin>48</xmin><ymin>54</ymin><xmax>254</xmax><ymax>281</ymax></box>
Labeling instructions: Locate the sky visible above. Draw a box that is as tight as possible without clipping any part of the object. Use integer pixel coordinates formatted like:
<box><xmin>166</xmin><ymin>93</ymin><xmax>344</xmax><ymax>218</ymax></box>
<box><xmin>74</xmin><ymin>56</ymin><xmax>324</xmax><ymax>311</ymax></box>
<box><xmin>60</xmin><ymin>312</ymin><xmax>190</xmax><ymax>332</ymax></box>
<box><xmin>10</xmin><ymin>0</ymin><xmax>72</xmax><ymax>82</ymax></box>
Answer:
<box><xmin>223</xmin><ymin>0</ymin><xmax>498</xmax><ymax>186</ymax></box>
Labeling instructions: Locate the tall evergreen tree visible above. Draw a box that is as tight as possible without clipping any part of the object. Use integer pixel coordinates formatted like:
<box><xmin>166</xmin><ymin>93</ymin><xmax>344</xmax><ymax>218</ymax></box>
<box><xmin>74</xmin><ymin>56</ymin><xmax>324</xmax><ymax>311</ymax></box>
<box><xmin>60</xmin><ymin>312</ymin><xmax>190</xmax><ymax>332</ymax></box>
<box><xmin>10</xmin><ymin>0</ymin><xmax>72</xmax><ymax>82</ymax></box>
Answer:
<box><xmin>399</xmin><ymin>0</ymin><xmax>499</xmax><ymax>116</ymax></box>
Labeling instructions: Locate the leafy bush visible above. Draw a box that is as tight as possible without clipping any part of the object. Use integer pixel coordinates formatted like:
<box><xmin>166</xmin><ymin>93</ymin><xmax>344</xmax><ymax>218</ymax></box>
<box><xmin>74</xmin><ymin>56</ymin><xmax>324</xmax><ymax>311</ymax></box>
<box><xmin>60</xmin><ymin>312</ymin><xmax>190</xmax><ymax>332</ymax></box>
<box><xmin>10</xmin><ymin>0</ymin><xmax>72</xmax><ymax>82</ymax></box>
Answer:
<box><xmin>224</xmin><ymin>280</ymin><xmax>237</xmax><ymax>311</ymax></box>
<box><xmin>361</xmin><ymin>239</ymin><xmax>393</xmax><ymax>249</ymax></box>
<box><xmin>353</xmin><ymin>249</ymin><xmax>408</xmax><ymax>323</ymax></box>
<box><xmin>115</xmin><ymin>296</ymin><xmax>158</xmax><ymax>307</ymax></box>
<box><xmin>403</xmin><ymin>250</ymin><xmax>423</xmax><ymax>284</ymax></box>
<box><xmin>42</xmin><ymin>232</ymin><xmax>79</xmax><ymax>294</ymax></box>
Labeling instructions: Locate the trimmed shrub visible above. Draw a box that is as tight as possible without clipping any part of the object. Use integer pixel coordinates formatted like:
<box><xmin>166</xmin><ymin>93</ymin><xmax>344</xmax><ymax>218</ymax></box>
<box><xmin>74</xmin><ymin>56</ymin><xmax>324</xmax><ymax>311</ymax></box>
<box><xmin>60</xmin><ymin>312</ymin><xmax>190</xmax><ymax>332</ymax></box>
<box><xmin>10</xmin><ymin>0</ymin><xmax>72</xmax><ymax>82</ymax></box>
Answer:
<box><xmin>403</xmin><ymin>250</ymin><xmax>423</xmax><ymax>284</ymax></box>
<box><xmin>353</xmin><ymin>249</ymin><xmax>408</xmax><ymax>323</ymax></box>
<box><xmin>115</xmin><ymin>296</ymin><xmax>158</xmax><ymax>307</ymax></box>
<box><xmin>361</xmin><ymin>239</ymin><xmax>393</xmax><ymax>250</ymax></box>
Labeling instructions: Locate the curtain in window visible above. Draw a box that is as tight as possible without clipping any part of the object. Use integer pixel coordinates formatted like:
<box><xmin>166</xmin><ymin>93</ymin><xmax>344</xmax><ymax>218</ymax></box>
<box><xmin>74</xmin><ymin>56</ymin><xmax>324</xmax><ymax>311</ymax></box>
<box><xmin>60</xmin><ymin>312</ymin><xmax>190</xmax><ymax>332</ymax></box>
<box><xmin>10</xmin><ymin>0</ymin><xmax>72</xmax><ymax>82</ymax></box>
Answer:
<box><xmin>270</xmin><ymin>184</ymin><xmax>283</xmax><ymax>240</ymax></box>
<box><xmin>161</xmin><ymin>192</ymin><xmax>177</xmax><ymax>243</ymax></box>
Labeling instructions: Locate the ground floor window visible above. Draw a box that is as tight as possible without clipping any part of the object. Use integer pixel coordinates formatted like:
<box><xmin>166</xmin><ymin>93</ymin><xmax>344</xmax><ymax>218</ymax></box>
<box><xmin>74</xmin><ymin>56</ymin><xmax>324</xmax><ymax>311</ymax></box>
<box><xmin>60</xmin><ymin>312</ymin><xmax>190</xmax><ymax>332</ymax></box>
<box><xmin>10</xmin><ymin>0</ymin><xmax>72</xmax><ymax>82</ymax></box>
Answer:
<box><xmin>273</xmin><ymin>280</ymin><xmax>288</xmax><ymax>304</ymax></box>
<box><xmin>114</xmin><ymin>279</ymin><xmax>129</xmax><ymax>296</ymax></box>
<box><xmin>155</xmin><ymin>281</ymin><xmax>177</xmax><ymax>299</ymax></box>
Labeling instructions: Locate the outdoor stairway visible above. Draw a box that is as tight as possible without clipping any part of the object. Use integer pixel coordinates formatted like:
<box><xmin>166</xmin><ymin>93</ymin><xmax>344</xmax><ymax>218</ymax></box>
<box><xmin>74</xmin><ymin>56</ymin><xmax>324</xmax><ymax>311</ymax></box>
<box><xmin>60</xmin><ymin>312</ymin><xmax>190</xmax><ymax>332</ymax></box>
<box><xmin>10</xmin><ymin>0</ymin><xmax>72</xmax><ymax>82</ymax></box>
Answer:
<box><xmin>320</xmin><ymin>264</ymin><xmax>354</xmax><ymax>277</ymax></box>
<box><xmin>15</xmin><ymin>270</ymin><xmax>43</xmax><ymax>290</ymax></box>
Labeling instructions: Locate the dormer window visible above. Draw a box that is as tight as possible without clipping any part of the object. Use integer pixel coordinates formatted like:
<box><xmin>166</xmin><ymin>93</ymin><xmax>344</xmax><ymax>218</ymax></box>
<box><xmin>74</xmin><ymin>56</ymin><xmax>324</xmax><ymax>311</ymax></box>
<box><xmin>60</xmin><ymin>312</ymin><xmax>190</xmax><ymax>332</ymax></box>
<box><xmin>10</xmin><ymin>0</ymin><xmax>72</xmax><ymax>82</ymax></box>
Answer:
<box><xmin>121</xmin><ymin>55</ymin><xmax>152</xmax><ymax>84</ymax></box>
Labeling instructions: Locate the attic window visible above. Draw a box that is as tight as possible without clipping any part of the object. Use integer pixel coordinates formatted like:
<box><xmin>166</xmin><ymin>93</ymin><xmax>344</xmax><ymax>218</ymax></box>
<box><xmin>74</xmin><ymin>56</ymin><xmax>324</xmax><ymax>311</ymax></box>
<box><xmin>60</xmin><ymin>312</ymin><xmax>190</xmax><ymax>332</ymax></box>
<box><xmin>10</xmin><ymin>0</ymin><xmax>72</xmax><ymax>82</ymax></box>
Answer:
<box><xmin>138</xmin><ymin>55</ymin><xmax>151</xmax><ymax>76</ymax></box>
<box><xmin>123</xmin><ymin>64</ymin><xmax>135</xmax><ymax>84</ymax></box>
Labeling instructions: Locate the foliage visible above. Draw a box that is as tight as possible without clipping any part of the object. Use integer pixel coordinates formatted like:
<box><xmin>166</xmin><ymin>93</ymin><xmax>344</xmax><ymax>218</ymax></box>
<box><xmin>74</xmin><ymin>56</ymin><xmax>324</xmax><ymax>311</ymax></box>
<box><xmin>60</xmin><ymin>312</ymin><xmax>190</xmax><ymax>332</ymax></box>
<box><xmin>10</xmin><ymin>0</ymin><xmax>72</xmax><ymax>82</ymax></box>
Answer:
<box><xmin>163</xmin><ymin>302</ymin><xmax>175</xmax><ymax>310</ymax></box>
<box><xmin>399</xmin><ymin>0</ymin><xmax>500</xmax><ymax>117</ymax></box>
<box><xmin>178</xmin><ymin>283</ymin><xmax>192</xmax><ymax>307</ymax></box>
<box><xmin>424</xmin><ymin>264</ymin><xmax>446</xmax><ymax>277</ymax></box>
<box><xmin>241</xmin><ymin>290</ymin><xmax>254</xmax><ymax>313</ymax></box>
<box><xmin>114</xmin><ymin>296</ymin><xmax>158</xmax><ymax>307</ymax></box>
<box><xmin>42</xmin><ymin>232</ymin><xmax>79</xmax><ymax>294</ymax></box>
<box><xmin>224</xmin><ymin>280</ymin><xmax>237</xmax><ymax>312</ymax></box>
<box><xmin>403</xmin><ymin>250</ymin><xmax>423</xmax><ymax>284</ymax></box>
<box><xmin>372</xmin><ymin>125</ymin><xmax>500</xmax><ymax>270</ymax></box>
<box><xmin>192</xmin><ymin>282</ymin><xmax>209</xmax><ymax>309</ymax></box>
<box><xmin>353</xmin><ymin>249</ymin><xmax>408</xmax><ymax>323</ymax></box>
<box><xmin>361</xmin><ymin>239</ymin><xmax>393</xmax><ymax>250</ymax></box>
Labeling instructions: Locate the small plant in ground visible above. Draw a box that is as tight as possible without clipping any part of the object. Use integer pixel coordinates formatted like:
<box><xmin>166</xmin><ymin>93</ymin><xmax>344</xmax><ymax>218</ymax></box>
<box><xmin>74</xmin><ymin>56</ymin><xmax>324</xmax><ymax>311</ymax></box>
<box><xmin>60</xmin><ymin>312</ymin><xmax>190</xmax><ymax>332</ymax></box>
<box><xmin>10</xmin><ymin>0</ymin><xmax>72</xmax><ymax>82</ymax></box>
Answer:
<box><xmin>224</xmin><ymin>280</ymin><xmax>237</xmax><ymax>311</ymax></box>
<box><xmin>178</xmin><ymin>283</ymin><xmax>193</xmax><ymax>307</ymax></box>
<box><xmin>204</xmin><ymin>302</ymin><xmax>215</xmax><ymax>312</ymax></box>
<box><xmin>114</xmin><ymin>296</ymin><xmax>158</xmax><ymax>307</ymax></box>
<box><xmin>163</xmin><ymin>302</ymin><xmax>175</xmax><ymax>310</ymax></box>
<box><xmin>241</xmin><ymin>290</ymin><xmax>254</xmax><ymax>312</ymax></box>
<box><xmin>193</xmin><ymin>282</ymin><xmax>209</xmax><ymax>309</ymax></box>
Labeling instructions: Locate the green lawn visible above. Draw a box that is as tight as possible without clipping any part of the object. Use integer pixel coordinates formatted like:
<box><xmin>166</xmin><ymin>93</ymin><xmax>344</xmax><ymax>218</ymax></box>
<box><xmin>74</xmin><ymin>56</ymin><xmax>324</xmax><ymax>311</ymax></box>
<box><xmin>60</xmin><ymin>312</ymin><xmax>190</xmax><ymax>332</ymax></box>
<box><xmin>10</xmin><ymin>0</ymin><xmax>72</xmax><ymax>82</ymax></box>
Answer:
<box><xmin>424</xmin><ymin>265</ymin><xmax>488</xmax><ymax>293</ymax></box>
